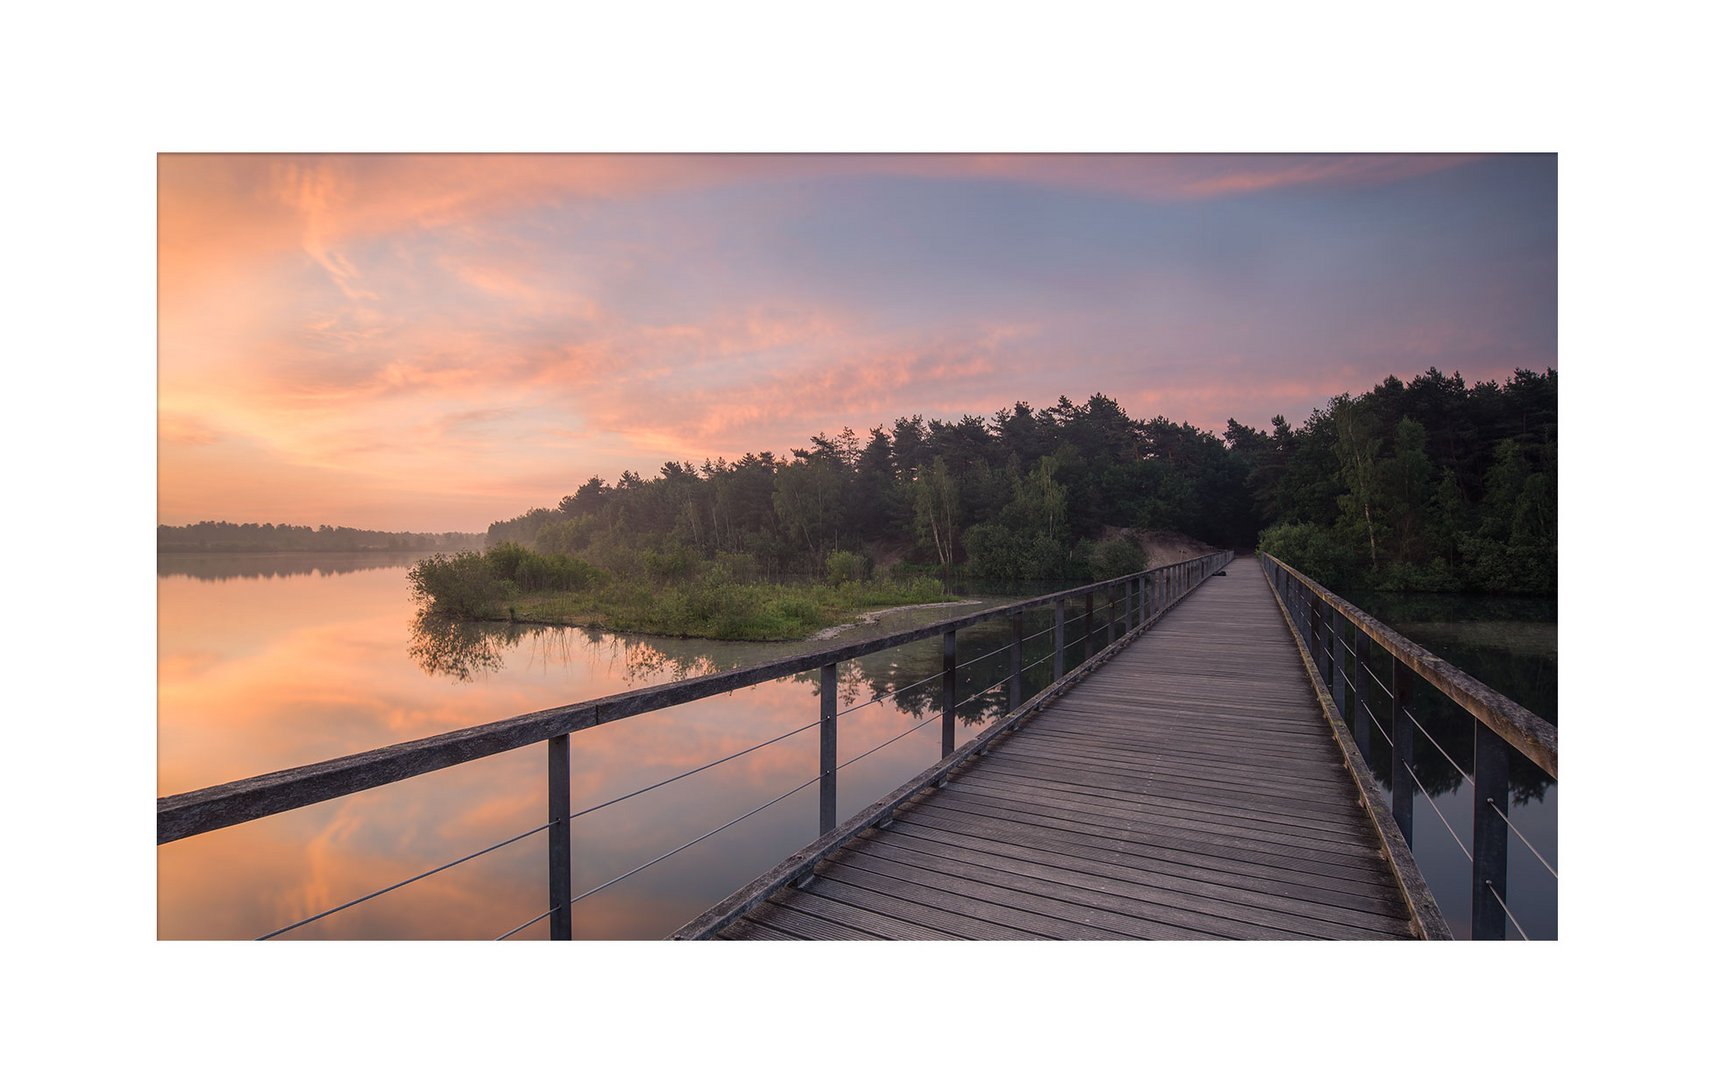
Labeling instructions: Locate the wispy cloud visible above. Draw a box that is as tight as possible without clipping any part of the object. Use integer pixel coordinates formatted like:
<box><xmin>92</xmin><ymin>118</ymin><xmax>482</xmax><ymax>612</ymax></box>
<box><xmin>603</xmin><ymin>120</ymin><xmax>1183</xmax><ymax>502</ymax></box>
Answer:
<box><xmin>159</xmin><ymin>153</ymin><xmax>1554</xmax><ymax>531</ymax></box>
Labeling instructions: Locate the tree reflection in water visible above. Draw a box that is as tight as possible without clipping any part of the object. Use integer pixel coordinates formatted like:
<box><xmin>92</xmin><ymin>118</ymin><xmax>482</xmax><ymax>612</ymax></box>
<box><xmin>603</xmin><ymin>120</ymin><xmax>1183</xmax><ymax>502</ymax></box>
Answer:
<box><xmin>409</xmin><ymin>614</ymin><xmax>736</xmax><ymax>686</ymax></box>
<box><xmin>407</xmin><ymin>613</ymin><xmax>508</xmax><ymax>681</ymax></box>
<box><xmin>405</xmin><ymin>609</ymin><xmax>1038</xmax><ymax>737</ymax></box>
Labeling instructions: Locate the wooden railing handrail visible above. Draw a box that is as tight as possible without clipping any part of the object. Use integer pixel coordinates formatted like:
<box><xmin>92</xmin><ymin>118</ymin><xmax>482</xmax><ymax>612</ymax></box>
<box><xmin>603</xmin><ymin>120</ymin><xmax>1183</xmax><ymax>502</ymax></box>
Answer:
<box><xmin>158</xmin><ymin>552</ymin><xmax>1224</xmax><ymax>844</ymax></box>
<box><xmin>1257</xmin><ymin>551</ymin><xmax>1556</xmax><ymax>779</ymax></box>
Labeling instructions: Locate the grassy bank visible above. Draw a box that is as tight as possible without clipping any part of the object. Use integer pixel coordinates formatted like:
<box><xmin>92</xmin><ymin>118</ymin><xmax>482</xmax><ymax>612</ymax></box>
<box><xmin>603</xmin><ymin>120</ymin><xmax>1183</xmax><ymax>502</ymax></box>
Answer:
<box><xmin>408</xmin><ymin>544</ymin><xmax>947</xmax><ymax>641</ymax></box>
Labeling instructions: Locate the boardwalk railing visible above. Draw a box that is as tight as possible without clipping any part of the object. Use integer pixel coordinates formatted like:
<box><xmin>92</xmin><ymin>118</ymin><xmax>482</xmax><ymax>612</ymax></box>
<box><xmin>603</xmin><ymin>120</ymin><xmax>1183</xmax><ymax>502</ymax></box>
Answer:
<box><xmin>1258</xmin><ymin>551</ymin><xmax>1558</xmax><ymax>940</ymax></box>
<box><xmin>159</xmin><ymin>552</ymin><xmax>1226</xmax><ymax>940</ymax></box>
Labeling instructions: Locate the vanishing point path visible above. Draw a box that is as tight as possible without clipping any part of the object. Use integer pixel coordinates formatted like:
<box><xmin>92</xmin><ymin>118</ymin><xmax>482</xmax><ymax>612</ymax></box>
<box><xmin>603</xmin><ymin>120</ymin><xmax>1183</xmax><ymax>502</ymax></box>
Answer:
<box><xmin>716</xmin><ymin>561</ymin><xmax>1417</xmax><ymax>940</ymax></box>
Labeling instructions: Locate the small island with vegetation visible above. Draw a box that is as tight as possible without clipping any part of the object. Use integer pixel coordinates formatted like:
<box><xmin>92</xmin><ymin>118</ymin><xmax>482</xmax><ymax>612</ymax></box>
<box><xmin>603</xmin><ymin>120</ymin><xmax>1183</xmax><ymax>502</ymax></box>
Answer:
<box><xmin>406</xmin><ymin>371</ymin><xmax>1555</xmax><ymax>643</ymax></box>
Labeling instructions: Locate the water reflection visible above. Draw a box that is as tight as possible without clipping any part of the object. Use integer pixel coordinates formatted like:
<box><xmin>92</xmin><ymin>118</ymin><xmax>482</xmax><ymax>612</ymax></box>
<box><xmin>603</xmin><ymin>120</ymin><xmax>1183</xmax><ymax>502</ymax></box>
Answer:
<box><xmin>160</xmin><ymin>555</ymin><xmax>1043</xmax><ymax>939</ymax></box>
<box><xmin>408</xmin><ymin>614</ymin><xmax>508</xmax><ymax>681</ymax></box>
<box><xmin>1347</xmin><ymin>590</ymin><xmax>1556</xmax><ymax>724</ymax></box>
<box><xmin>410</xmin><ymin>615</ymin><xmax>733</xmax><ymax>687</ymax></box>
<box><xmin>405</xmin><ymin>606</ymin><xmax>1044</xmax><ymax>734</ymax></box>
<box><xmin>159</xmin><ymin>550</ymin><xmax>442</xmax><ymax>582</ymax></box>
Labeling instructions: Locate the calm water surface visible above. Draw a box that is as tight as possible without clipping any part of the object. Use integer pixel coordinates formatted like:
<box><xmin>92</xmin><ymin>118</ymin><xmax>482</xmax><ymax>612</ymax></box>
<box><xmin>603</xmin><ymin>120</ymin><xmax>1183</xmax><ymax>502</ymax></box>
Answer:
<box><xmin>159</xmin><ymin>553</ymin><xmax>1038</xmax><ymax>940</ymax></box>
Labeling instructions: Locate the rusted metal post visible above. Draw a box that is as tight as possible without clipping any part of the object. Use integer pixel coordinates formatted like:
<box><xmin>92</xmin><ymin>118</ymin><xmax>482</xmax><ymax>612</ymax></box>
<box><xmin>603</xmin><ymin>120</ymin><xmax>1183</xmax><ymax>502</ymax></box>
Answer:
<box><xmin>548</xmin><ymin>734</ymin><xmax>572</xmax><ymax>941</ymax></box>
<box><xmin>941</xmin><ymin>629</ymin><xmax>956</xmax><ymax>756</ymax></box>
<box><xmin>819</xmin><ymin>663</ymin><xmax>837</xmax><ymax>835</ymax></box>
<box><xmin>1472</xmin><ymin>720</ymin><xmax>1511</xmax><ymax>939</ymax></box>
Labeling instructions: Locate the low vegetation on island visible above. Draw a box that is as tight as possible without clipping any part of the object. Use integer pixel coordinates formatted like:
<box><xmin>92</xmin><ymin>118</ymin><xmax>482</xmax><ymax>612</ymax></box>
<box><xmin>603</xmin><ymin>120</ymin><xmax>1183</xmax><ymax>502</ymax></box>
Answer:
<box><xmin>407</xmin><ymin>370</ymin><xmax>1556</xmax><ymax>640</ymax></box>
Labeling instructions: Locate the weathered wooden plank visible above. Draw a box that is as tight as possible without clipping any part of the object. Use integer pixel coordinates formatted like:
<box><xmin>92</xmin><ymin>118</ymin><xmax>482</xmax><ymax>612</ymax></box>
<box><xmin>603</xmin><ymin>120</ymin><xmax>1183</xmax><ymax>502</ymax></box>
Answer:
<box><xmin>984</xmin><ymin>743</ymin><xmax>1353</xmax><ymax>799</ymax></box>
<box><xmin>949</xmin><ymin>767</ymin><xmax>1379</xmax><ymax>846</ymax></box>
<box><xmin>766</xmin><ymin>886</ymin><xmax>954</xmax><ymax>941</ymax></box>
<box><xmin>744</xmin><ymin>899</ymin><xmax>885</xmax><ymax>940</ymax></box>
<box><xmin>890</xmin><ymin>818</ymin><xmax>1409</xmax><ymax>922</ymax></box>
<box><xmin>897</xmin><ymin>808</ymin><xmax>1405</xmax><ymax>906</ymax></box>
<box><xmin>865</xmin><ymin>830</ymin><xmax>1405</xmax><ymax>940</ymax></box>
<box><xmin>934</xmin><ymin>787</ymin><xmax>1388</xmax><ymax>870</ymax></box>
<box><xmin>823</xmin><ymin>850</ymin><xmax>1229</xmax><ymax>940</ymax></box>
<box><xmin>814</xmin><ymin>860</ymin><xmax>1144</xmax><ymax>940</ymax></box>
<box><xmin>688</xmin><ymin>553</ymin><xmax>1427</xmax><ymax>941</ymax></box>
<box><xmin>847</xmin><ymin>838</ymin><xmax>1325</xmax><ymax>941</ymax></box>
<box><xmin>961</xmin><ymin>757</ymin><xmax>1374</xmax><ymax>823</ymax></box>
<box><xmin>909</xmin><ymin>798</ymin><xmax>1393</xmax><ymax>887</ymax></box>
<box><xmin>801</xmin><ymin>873</ymin><xmax>1046</xmax><ymax>940</ymax></box>
<box><xmin>720</xmin><ymin>918</ymin><xmax>803</xmax><ymax>941</ymax></box>
<box><xmin>953</xmin><ymin>771</ymin><xmax>1376</xmax><ymax>842</ymax></box>
<box><xmin>949</xmin><ymin>774</ymin><xmax>1380</xmax><ymax>850</ymax></box>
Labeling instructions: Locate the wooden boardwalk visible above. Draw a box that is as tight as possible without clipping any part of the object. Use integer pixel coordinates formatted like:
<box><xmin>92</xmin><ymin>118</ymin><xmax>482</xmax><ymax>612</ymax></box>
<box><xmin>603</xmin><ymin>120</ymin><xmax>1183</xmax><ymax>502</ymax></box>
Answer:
<box><xmin>719</xmin><ymin>561</ymin><xmax>1416</xmax><ymax>940</ymax></box>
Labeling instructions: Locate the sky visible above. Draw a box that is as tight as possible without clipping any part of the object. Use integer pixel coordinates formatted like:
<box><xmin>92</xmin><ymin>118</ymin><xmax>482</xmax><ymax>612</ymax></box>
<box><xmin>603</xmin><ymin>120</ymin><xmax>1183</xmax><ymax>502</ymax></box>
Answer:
<box><xmin>158</xmin><ymin>153</ymin><xmax>1556</xmax><ymax>533</ymax></box>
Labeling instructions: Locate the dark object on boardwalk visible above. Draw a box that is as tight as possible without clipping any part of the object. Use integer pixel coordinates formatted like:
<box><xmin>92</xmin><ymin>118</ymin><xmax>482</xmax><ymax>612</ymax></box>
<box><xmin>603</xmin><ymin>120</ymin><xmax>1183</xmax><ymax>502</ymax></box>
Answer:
<box><xmin>1213</xmin><ymin>570</ymin><xmax>1227</xmax><ymax>576</ymax></box>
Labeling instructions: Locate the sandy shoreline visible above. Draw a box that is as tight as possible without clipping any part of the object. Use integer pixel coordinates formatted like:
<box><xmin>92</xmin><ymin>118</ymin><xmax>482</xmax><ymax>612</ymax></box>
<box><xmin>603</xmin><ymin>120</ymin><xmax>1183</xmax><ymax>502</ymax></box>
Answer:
<box><xmin>807</xmin><ymin>599</ymin><xmax>983</xmax><ymax>641</ymax></box>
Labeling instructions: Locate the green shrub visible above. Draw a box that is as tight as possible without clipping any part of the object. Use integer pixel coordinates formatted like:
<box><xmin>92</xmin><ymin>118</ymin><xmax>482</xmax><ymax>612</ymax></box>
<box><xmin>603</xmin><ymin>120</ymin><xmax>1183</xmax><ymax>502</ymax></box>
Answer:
<box><xmin>825</xmin><ymin>549</ymin><xmax>871</xmax><ymax>585</ymax></box>
<box><xmin>1090</xmin><ymin>535</ymin><xmax>1146</xmax><ymax>580</ymax></box>
<box><xmin>1258</xmin><ymin>522</ymin><xmax>1356</xmax><ymax>588</ymax></box>
<box><xmin>408</xmin><ymin>552</ymin><xmax>516</xmax><ymax>618</ymax></box>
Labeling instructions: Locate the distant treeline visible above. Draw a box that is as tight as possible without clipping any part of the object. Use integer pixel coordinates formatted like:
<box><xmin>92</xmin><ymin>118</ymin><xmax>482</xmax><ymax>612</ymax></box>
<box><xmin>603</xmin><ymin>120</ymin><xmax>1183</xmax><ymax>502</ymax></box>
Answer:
<box><xmin>158</xmin><ymin>521</ymin><xmax>485</xmax><ymax>554</ymax></box>
<box><xmin>480</xmin><ymin>369</ymin><xmax>1556</xmax><ymax>594</ymax></box>
<box><xmin>1250</xmin><ymin>369</ymin><xmax>1556</xmax><ymax>594</ymax></box>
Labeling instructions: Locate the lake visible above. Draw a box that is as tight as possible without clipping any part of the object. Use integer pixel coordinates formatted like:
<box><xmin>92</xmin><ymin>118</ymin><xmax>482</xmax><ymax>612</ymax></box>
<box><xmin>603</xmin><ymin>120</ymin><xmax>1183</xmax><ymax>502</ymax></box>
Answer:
<box><xmin>158</xmin><ymin>552</ymin><xmax>1041</xmax><ymax>939</ymax></box>
<box><xmin>158</xmin><ymin>554</ymin><xmax>1556</xmax><ymax>940</ymax></box>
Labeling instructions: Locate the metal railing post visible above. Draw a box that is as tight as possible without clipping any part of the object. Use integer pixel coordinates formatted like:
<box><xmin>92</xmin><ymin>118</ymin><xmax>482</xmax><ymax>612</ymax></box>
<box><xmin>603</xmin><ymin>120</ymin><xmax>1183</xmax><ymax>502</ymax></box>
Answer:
<box><xmin>1052</xmin><ymin>597</ymin><xmax>1066</xmax><ymax>679</ymax></box>
<box><xmin>548</xmin><ymin>734</ymin><xmax>572</xmax><ymax>941</ymax></box>
<box><xmin>1352</xmin><ymin>623</ymin><xmax>1370</xmax><ymax>752</ymax></box>
<box><xmin>941</xmin><ymin>629</ymin><xmax>957</xmax><ymax>756</ymax></box>
<box><xmin>1308</xmin><ymin>586</ymin><xmax>1323</xmax><ymax>663</ymax></box>
<box><xmin>819</xmin><ymin>663</ymin><xmax>837</xmax><ymax>835</ymax></box>
<box><xmin>1009</xmin><ymin>611</ymin><xmax>1023</xmax><ymax>711</ymax></box>
<box><xmin>1391</xmin><ymin>657</ymin><xmax>1415</xmax><ymax>843</ymax></box>
<box><xmin>1472</xmin><ymin>720</ymin><xmax>1511</xmax><ymax>939</ymax></box>
<box><xmin>1084</xmin><ymin>592</ymin><xmax>1095</xmax><ymax>660</ymax></box>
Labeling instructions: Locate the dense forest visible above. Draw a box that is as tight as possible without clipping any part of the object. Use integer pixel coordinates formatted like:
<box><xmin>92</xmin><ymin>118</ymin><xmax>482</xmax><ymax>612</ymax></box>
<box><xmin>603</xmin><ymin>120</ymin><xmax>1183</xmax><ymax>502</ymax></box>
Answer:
<box><xmin>158</xmin><ymin>521</ymin><xmax>484</xmax><ymax>554</ymax></box>
<box><xmin>481</xmin><ymin>368</ymin><xmax>1556</xmax><ymax>595</ymax></box>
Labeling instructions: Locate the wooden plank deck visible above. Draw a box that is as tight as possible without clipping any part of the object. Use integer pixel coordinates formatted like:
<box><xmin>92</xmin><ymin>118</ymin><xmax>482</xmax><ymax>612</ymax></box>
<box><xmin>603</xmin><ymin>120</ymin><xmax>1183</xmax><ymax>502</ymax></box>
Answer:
<box><xmin>718</xmin><ymin>560</ymin><xmax>1416</xmax><ymax>940</ymax></box>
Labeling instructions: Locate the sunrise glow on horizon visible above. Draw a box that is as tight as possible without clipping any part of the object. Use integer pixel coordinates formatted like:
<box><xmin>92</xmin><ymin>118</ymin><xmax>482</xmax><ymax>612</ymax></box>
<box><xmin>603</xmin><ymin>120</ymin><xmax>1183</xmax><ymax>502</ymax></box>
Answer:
<box><xmin>158</xmin><ymin>153</ymin><xmax>1556</xmax><ymax>533</ymax></box>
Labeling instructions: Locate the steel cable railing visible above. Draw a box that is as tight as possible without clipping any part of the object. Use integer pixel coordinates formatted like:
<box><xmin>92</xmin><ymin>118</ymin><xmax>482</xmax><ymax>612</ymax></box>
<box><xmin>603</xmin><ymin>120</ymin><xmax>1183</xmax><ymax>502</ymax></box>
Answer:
<box><xmin>833</xmin><ymin>667</ymin><xmax>946</xmax><ymax>717</ymax></box>
<box><xmin>1261</xmin><ymin>549</ymin><xmax>1557</xmax><ymax>941</ymax></box>
<box><xmin>258</xmin><ymin>819</ymin><xmax>555</xmax><ymax>940</ymax></box>
<box><xmin>1485</xmin><ymin>880</ymin><xmax>1530</xmax><ymax>940</ymax></box>
<box><xmin>1402</xmin><ymin>759</ymin><xmax>1475</xmax><ymax>864</ymax></box>
<box><xmin>497</xmin><ymin>908</ymin><xmax>557</xmax><ymax>941</ymax></box>
<box><xmin>1486</xmin><ymin>797</ymin><xmax>1559</xmax><ymax>880</ymax></box>
<box><xmin>502</xmin><ymin>583</ymin><xmax>1168</xmax><ymax>938</ymax></box>
<box><xmin>1350</xmin><ymin>604</ymin><xmax>1546</xmax><ymax>939</ymax></box>
<box><xmin>563</xmin><ymin>774</ymin><xmax>824</xmax><ymax>908</ymax></box>
<box><xmin>1320</xmin><ymin>600</ymin><xmax>1558</xmax><ymax>925</ymax></box>
<box><xmin>568</xmin><ymin>718</ymin><xmax>824</xmax><ymax>819</ymax></box>
<box><xmin>165</xmin><ymin>553</ymin><xmax>1225</xmax><ymax>940</ymax></box>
